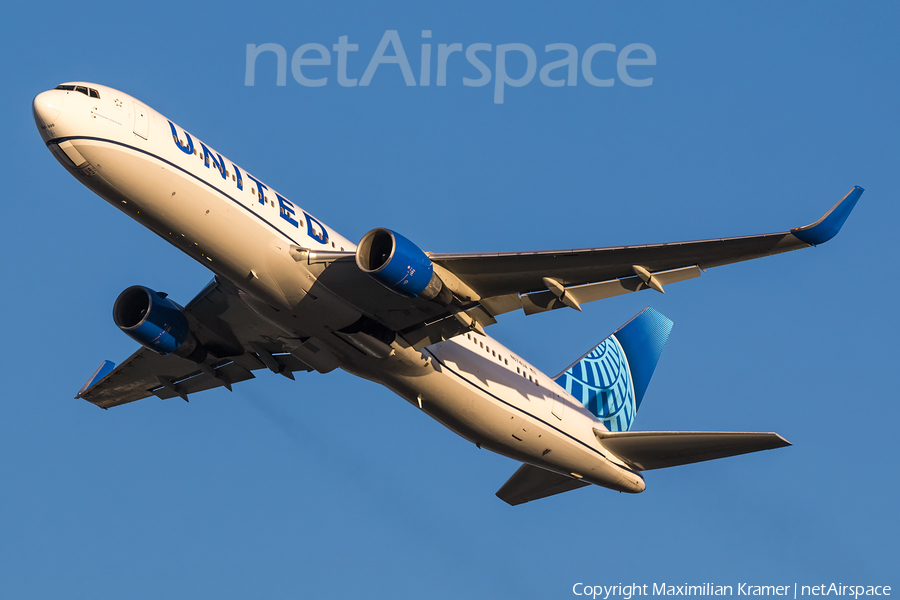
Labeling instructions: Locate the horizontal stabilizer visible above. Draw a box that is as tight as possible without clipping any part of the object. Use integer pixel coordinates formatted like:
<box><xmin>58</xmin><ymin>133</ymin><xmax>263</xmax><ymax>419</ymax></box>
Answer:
<box><xmin>594</xmin><ymin>429</ymin><xmax>790</xmax><ymax>471</ymax></box>
<box><xmin>496</xmin><ymin>463</ymin><xmax>589</xmax><ymax>506</ymax></box>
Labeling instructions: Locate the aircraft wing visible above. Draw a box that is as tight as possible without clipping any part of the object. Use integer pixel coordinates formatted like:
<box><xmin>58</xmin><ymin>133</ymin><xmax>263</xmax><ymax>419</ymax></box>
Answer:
<box><xmin>432</xmin><ymin>186</ymin><xmax>863</xmax><ymax>316</ymax></box>
<box><xmin>84</xmin><ymin>186</ymin><xmax>861</xmax><ymax>404</ymax></box>
<box><xmin>310</xmin><ymin>187</ymin><xmax>862</xmax><ymax>347</ymax></box>
<box><xmin>76</xmin><ymin>278</ymin><xmax>314</xmax><ymax>409</ymax></box>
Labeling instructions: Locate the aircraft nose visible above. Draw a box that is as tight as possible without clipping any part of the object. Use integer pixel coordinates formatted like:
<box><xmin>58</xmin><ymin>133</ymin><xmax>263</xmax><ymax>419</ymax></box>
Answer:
<box><xmin>33</xmin><ymin>90</ymin><xmax>63</xmax><ymax>128</ymax></box>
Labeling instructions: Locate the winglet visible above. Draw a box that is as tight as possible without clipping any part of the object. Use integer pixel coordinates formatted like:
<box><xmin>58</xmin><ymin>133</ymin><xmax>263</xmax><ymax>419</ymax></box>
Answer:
<box><xmin>790</xmin><ymin>186</ymin><xmax>863</xmax><ymax>246</ymax></box>
<box><xmin>76</xmin><ymin>360</ymin><xmax>116</xmax><ymax>398</ymax></box>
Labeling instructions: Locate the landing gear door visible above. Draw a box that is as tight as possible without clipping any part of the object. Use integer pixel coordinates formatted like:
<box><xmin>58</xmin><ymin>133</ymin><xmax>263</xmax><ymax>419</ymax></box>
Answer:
<box><xmin>133</xmin><ymin>102</ymin><xmax>150</xmax><ymax>140</ymax></box>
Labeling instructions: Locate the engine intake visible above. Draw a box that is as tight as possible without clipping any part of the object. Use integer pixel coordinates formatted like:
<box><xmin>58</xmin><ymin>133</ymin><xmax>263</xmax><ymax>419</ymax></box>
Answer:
<box><xmin>356</xmin><ymin>228</ymin><xmax>451</xmax><ymax>305</ymax></box>
<box><xmin>113</xmin><ymin>286</ymin><xmax>207</xmax><ymax>362</ymax></box>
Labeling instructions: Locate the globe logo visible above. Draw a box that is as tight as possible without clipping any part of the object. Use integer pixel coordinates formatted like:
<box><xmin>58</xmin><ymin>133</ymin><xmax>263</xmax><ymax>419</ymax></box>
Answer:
<box><xmin>558</xmin><ymin>335</ymin><xmax>636</xmax><ymax>431</ymax></box>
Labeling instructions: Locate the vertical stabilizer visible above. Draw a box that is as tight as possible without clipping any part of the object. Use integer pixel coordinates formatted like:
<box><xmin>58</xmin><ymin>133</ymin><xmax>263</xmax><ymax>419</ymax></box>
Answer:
<box><xmin>555</xmin><ymin>307</ymin><xmax>673</xmax><ymax>431</ymax></box>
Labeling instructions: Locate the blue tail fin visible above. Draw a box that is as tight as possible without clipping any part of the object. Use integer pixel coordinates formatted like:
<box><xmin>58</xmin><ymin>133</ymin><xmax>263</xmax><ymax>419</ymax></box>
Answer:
<box><xmin>554</xmin><ymin>307</ymin><xmax>673</xmax><ymax>432</ymax></box>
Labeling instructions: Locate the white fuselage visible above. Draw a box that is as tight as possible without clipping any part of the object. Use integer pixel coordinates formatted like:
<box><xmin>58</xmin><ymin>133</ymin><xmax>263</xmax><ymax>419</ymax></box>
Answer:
<box><xmin>33</xmin><ymin>82</ymin><xmax>645</xmax><ymax>494</ymax></box>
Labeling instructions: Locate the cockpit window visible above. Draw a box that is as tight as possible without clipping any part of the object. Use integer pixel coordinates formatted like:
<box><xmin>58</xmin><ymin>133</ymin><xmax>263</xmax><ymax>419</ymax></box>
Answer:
<box><xmin>54</xmin><ymin>84</ymin><xmax>100</xmax><ymax>99</ymax></box>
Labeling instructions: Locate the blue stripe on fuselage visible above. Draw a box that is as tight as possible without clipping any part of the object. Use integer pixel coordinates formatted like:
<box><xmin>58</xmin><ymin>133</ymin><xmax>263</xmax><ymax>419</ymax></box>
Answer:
<box><xmin>46</xmin><ymin>135</ymin><xmax>328</xmax><ymax>248</ymax></box>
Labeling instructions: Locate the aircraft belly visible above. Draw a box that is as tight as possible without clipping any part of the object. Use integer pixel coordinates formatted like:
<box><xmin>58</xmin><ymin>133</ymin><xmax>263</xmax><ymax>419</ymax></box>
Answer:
<box><xmin>377</xmin><ymin>359</ymin><xmax>644</xmax><ymax>492</ymax></box>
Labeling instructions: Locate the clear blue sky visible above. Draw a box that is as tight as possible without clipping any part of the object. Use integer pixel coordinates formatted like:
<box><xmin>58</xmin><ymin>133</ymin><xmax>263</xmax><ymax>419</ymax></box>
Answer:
<box><xmin>3</xmin><ymin>2</ymin><xmax>898</xmax><ymax>598</ymax></box>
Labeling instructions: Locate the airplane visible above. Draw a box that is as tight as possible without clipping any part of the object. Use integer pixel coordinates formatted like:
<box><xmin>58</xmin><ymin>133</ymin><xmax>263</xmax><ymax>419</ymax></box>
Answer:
<box><xmin>32</xmin><ymin>82</ymin><xmax>862</xmax><ymax>505</ymax></box>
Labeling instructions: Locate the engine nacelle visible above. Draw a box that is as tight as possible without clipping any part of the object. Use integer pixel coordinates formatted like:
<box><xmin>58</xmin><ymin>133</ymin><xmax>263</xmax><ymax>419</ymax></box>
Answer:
<box><xmin>113</xmin><ymin>286</ymin><xmax>207</xmax><ymax>362</ymax></box>
<box><xmin>355</xmin><ymin>228</ymin><xmax>452</xmax><ymax>305</ymax></box>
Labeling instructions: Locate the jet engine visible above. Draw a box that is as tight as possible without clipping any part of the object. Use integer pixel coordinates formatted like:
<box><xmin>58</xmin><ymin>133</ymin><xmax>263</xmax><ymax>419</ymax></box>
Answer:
<box><xmin>113</xmin><ymin>285</ymin><xmax>207</xmax><ymax>362</ymax></box>
<box><xmin>355</xmin><ymin>228</ymin><xmax>452</xmax><ymax>305</ymax></box>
